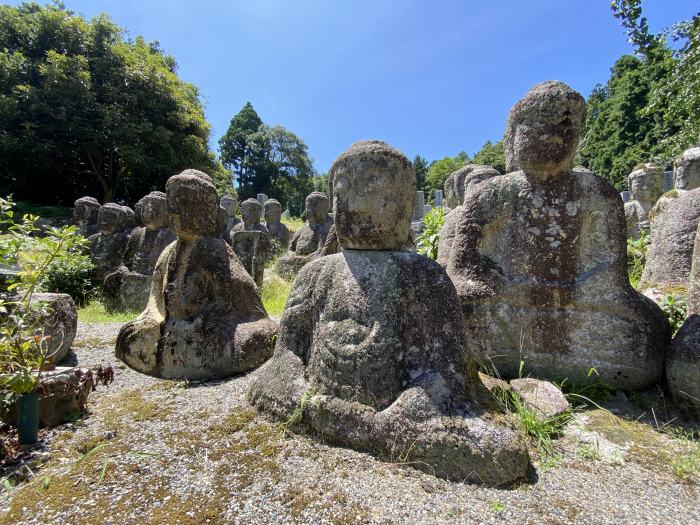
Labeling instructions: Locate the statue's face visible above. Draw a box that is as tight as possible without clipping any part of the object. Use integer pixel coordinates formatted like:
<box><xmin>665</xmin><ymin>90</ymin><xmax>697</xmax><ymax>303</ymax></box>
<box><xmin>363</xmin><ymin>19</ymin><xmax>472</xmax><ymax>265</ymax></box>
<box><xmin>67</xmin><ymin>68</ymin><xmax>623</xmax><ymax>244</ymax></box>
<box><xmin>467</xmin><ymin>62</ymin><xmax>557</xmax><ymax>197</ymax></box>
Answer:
<box><xmin>675</xmin><ymin>156</ymin><xmax>700</xmax><ymax>191</ymax></box>
<box><xmin>97</xmin><ymin>206</ymin><xmax>123</xmax><ymax>234</ymax></box>
<box><xmin>241</xmin><ymin>203</ymin><xmax>261</xmax><ymax>226</ymax></box>
<box><xmin>220</xmin><ymin>196</ymin><xmax>238</xmax><ymax>217</ymax></box>
<box><xmin>629</xmin><ymin>170</ymin><xmax>662</xmax><ymax>204</ymax></box>
<box><xmin>73</xmin><ymin>204</ymin><xmax>89</xmax><ymax>226</ymax></box>
<box><xmin>264</xmin><ymin>204</ymin><xmax>282</xmax><ymax>224</ymax></box>
<box><xmin>167</xmin><ymin>184</ymin><xmax>219</xmax><ymax>239</ymax></box>
<box><xmin>306</xmin><ymin>198</ymin><xmax>329</xmax><ymax>225</ymax></box>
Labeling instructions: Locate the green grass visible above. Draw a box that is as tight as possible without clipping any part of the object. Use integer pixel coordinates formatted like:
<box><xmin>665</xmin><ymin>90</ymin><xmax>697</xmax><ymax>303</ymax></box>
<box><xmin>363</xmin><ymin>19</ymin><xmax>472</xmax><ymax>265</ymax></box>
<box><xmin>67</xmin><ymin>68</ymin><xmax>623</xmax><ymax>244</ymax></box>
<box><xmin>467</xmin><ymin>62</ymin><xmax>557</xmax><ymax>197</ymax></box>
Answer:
<box><xmin>262</xmin><ymin>272</ymin><xmax>292</xmax><ymax>317</ymax></box>
<box><xmin>14</xmin><ymin>200</ymin><xmax>72</xmax><ymax>219</ymax></box>
<box><xmin>281</xmin><ymin>216</ymin><xmax>305</xmax><ymax>234</ymax></box>
<box><xmin>78</xmin><ymin>301</ymin><xmax>139</xmax><ymax>324</ymax></box>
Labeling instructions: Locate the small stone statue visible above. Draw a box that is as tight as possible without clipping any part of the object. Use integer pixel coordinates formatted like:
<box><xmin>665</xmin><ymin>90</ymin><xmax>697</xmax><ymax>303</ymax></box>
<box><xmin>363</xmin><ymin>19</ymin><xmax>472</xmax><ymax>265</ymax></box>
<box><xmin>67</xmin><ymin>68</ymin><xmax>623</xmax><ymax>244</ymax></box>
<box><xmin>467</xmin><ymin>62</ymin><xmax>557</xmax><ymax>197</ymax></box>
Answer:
<box><xmin>623</xmin><ymin>164</ymin><xmax>664</xmax><ymax>239</ymax></box>
<box><xmin>88</xmin><ymin>203</ymin><xmax>134</xmax><ymax>282</ymax></box>
<box><xmin>264</xmin><ymin>199</ymin><xmax>290</xmax><ymax>248</ymax></box>
<box><xmin>72</xmin><ymin>196</ymin><xmax>101</xmax><ymax>237</ymax></box>
<box><xmin>277</xmin><ymin>192</ymin><xmax>333</xmax><ymax>277</ymax></box>
<box><xmin>220</xmin><ymin>194</ymin><xmax>241</xmax><ymax>240</ymax></box>
<box><xmin>249</xmin><ymin>140</ymin><xmax>529</xmax><ymax>484</ymax></box>
<box><xmin>115</xmin><ymin>170</ymin><xmax>277</xmax><ymax>379</ymax></box>
<box><xmin>230</xmin><ymin>198</ymin><xmax>271</xmax><ymax>287</ymax></box>
<box><xmin>445</xmin><ymin>81</ymin><xmax>669</xmax><ymax>389</ymax></box>
<box><xmin>102</xmin><ymin>191</ymin><xmax>175</xmax><ymax>313</ymax></box>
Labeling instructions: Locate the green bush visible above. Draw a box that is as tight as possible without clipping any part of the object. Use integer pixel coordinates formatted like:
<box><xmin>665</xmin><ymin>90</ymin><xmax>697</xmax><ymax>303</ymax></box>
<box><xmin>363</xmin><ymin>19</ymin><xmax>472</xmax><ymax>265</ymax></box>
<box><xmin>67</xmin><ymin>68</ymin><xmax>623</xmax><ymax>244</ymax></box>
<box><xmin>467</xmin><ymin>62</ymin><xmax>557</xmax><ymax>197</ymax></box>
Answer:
<box><xmin>416</xmin><ymin>208</ymin><xmax>445</xmax><ymax>260</ymax></box>
<box><xmin>627</xmin><ymin>230</ymin><xmax>649</xmax><ymax>289</ymax></box>
<box><xmin>660</xmin><ymin>293</ymin><xmax>687</xmax><ymax>335</ymax></box>
<box><xmin>41</xmin><ymin>253</ymin><xmax>96</xmax><ymax>307</ymax></box>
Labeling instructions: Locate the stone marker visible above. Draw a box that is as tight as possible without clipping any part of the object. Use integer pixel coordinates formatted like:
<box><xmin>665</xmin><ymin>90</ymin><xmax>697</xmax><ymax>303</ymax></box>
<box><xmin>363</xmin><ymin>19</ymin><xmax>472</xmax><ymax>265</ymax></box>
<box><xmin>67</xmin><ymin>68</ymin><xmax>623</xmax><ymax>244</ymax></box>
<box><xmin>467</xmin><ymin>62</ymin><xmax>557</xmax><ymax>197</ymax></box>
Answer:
<box><xmin>667</xmin><ymin>220</ymin><xmax>700</xmax><ymax>418</ymax></box>
<box><xmin>510</xmin><ymin>378</ymin><xmax>570</xmax><ymax>419</ymax></box>
<box><xmin>115</xmin><ymin>169</ymin><xmax>277</xmax><ymax>379</ymax></box>
<box><xmin>264</xmin><ymin>198</ymin><xmax>291</xmax><ymax>248</ymax></box>
<box><xmin>72</xmin><ymin>196</ymin><xmax>101</xmax><ymax>237</ymax></box>
<box><xmin>281</xmin><ymin>209</ymin><xmax>290</xmax><ymax>221</ymax></box>
<box><xmin>88</xmin><ymin>203</ymin><xmax>133</xmax><ymax>282</ymax></box>
<box><xmin>411</xmin><ymin>190</ymin><xmax>425</xmax><ymax>222</ymax></box>
<box><xmin>277</xmin><ymin>192</ymin><xmax>333</xmax><ymax>278</ymax></box>
<box><xmin>103</xmin><ymin>192</ymin><xmax>175</xmax><ymax>313</ymax></box>
<box><xmin>256</xmin><ymin>193</ymin><xmax>268</xmax><ymax>206</ymax></box>
<box><xmin>437</xmin><ymin>165</ymin><xmax>499</xmax><ymax>267</ymax></box>
<box><xmin>435</xmin><ymin>189</ymin><xmax>444</xmax><ymax>207</ymax></box>
<box><xmin>230</xmin><ymin>198</ymin><xmax>271</xmax><ymax>287</ymax></box>
<box><xmin>640</xmin><ymin>147</ymin><xmax>700</xmax><ymax>294</ymax></box>
<box><xmin>624</xmin><ymin>164</ymin><xmax>664</xmax><ymax>239</ymax></box>
<box><xmin>664</xmin><ymin>171</ymin><xmax>674</xmax><ymax>192</ymax></box>
<box><xmin>28</xmin><ymin>292</ymin><xmax>77</xmax><ymax>364</ymax></box>
<box><xmin>250</xmin><ymin>140</ymin><xmax>530</xmax><ymax>485</ymax></box>
<box><xmin>445</xmin><ymin>81</ymin><xmax>670</xmax><ymax>389</ymax></box>
<box><xmin>620</xmin><ymin>190</ymin><xmax>631</xmax><ymax>203</ymax></box>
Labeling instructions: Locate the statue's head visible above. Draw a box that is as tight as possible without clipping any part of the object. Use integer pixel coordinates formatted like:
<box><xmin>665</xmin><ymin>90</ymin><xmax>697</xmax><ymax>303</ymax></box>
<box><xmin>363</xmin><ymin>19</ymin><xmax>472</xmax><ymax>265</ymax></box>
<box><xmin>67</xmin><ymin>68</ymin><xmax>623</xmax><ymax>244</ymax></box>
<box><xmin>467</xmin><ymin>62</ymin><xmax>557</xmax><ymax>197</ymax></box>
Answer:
<box><xmin>240</xmin><ymin>198</ymin><xmax>262</xmax><ymax>227</ymax></box>
<box><xmin>165</xmin><ymin>169</ymin><xmax>221</xmax><ymax>239</ymax></box>
<box><xmin>445</xmin><ymin>164</ymin><xmax>498</xmax><ymax>207</ymax></box>
<box><xmin>330</xmin><ymin>140</ymin><xmax>415</xmax><ymax>250</ymax></box>
<box><xmin>504</xmin><ymin>81</ymin><xmax>585</xmax><ymax>176</ymax></box>
<box><xmin>628</xmin><ymin>164</ymin><xmax>664</xmax><ymax>205</ymax></box>
<box><xmin>220</xmin><ymin>194</ymin><xmax>239</xmax><ymax>218</ymax></box>
<box><xmin>97</xmin><ymin>203</ymin><xmax>131</xmax><ymax>234</ymax></box>
<box><xmin>135</xmin><ymin>191</ymin><xmax>168</xmax><ymax>230</ymax></box>
<box><xmin>264</xmin><ymin>198</ymin><xmax>282</xmax><ymax>224</ymax></box>
<box><xmin>72</xmin><ymin>196</ymin><xmax>101</xmax><ymax>226</ymax></box>
<box><xmin>463</xmin><ymin>166</ymin><xmax>500</xmax><ymax>196</ymax></box>
<box><xmin>305</xmin><ymin>192</ymin><xmax>330</xmax><ymax>225</ymax></box>
<box><xmin>674</xmin><ymin>146</ymin><xmax>700</xmax><ymax>191</ymax></box>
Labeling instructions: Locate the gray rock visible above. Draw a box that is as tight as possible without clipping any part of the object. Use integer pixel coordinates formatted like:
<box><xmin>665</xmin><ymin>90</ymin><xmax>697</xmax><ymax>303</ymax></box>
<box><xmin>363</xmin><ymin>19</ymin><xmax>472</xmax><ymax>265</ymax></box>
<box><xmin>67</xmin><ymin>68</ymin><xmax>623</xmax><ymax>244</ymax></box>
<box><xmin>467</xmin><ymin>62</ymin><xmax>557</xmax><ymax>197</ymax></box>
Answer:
<box><xmin>230</xmin><ymin>198</ymin><xmax>271</xmax><ymax>287</ymax></box>
<box><xmin>103</xmin><ymin>192</ymin><xmax>175</xmax><ymax>313</ymax></box>
<box><xmin>411</xmin><ymin>191</ymin><xmax>425</xmax><ymax>221</ymax></box>
<box><xmin>510</xmin><ymin>378</ymin><xmax>570</xmax><ymax>419</ymax></box>
<box><xmin>88</xmin><ymin>203</ymin><xmax>133</xmax><ymax>281</ymax></box>
<box><xmin>220</xmin><ymin>194</ymin><xmax>241</xmax><ymax>240</ymax></box>
<box><xmin>72</xmin><ymin>196</ymin><xmax>101</xmax><ymax>238</ymax></box>
<box><xmin>437</xmin><ymin>166</ymin><xmax>499</xmax><ymax>267</ymax></box>
<box><xmin>624</xmin><ymin>164</ymin><xmax>664</xmax><ymax>239</ymax></box>
<box><xmin>620</xmin><ymin>190</ymin><xmax>632</xmax><ymax>203</ymax></box>
<box><xmin>249</xmin><ymin>140</ymin><xmax>530</xmax><ymax>485</ymax></box>
<box><xmin>667</xmin><ymin>221</ymin><xmax>700</xmax><ymax>418</ymax></box>
<box><xmin>36</xmin><ymin>366</ymin><xmax>92</xmax><ymax>427</ymax></box>
<box><xmin>264</xmin><ymin>198</ymin><xmax>290</xmax><ymax>248</ymax></box>
<box><xmin>673</xmin><ymin>145</ymin><xmax>700</xmax><ymax>190</ymax></box>
<box><xmin>29</xmin><ymin>293</ymin><xmax>77</xmax><ymax>364</ymax></box>
<box><xmin>278</xmin><ymin>192</ymin><xmax>333</xmax><ymax>278</ymax></box>
<box><xmin>115</xmin><ymin>170</ymin><xmax>278</xmax><ymax>380</ymax></box>
<box><xmin>445</xmin><ymin>81</ymin><xmax>670</xmax><ymax>389</ymax></box>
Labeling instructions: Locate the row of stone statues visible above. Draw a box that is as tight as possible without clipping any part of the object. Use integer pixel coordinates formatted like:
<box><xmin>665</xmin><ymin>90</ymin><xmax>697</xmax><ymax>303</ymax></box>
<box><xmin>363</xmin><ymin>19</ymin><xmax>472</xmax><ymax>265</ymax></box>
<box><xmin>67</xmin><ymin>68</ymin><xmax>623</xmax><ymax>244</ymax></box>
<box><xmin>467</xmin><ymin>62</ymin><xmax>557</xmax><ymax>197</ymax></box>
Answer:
<box><xmin>106</xmin><ymin>80</ymin><xmax>697</xmax><ymax>484</ymax></box>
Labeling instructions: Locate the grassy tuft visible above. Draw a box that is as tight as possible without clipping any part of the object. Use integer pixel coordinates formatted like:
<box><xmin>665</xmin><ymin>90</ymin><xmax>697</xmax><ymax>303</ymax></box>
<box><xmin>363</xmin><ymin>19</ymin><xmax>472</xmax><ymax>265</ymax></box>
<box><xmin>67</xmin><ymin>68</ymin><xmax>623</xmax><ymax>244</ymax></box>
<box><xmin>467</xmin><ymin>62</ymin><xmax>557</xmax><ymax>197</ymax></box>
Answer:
<box><xmin>262</xmin><ymin>272</ymin><xmax>292</xmax><ymax>317</ymax></box>
<box><xmin>78</xmin><ymin>301</ymin><xmax>139</xmax><ymax>324</ymax></box>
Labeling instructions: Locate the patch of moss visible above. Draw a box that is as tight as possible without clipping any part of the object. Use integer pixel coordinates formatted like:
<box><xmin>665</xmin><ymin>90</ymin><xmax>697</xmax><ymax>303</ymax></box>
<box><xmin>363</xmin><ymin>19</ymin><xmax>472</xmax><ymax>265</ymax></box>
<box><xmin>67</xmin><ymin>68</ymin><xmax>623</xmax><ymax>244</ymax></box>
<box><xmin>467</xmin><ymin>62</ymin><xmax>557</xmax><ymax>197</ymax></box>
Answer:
<box><xmin>101</xmin><ymin>389</ymin><xmax>173</xmax><ymax>429</ymax></box>
<box><xmin>208</xmin><ymin>407</ymin><xmax>257</xmax><ymax>435</ymax></box>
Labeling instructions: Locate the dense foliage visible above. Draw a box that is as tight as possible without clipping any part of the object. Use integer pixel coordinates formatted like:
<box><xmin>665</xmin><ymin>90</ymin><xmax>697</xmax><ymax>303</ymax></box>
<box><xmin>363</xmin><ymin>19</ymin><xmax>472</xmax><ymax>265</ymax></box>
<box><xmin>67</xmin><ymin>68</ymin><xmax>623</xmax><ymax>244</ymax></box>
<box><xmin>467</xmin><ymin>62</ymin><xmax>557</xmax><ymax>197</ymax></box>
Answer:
<box><xmin>423</xmin><ymin>152</ymin><xmax>470</xmax><ymax>197</ymax></box>
<box><xmin>472</xmin><ymin>140</ymin><xmax>506</xmax><ymax>174</ymax></box>
<box><xmin>219</xmin><ymin>103</ymin><xmax>315</xmax><ymax>215</ymax></box>
<box><xmin>416</xmin><ymin>208</ymin><xmax>445</xmax><ymax>260</ymax></box>
<box><xmin>0</xmin><ymin>2</ymin><xmax>228</xmax><ymax>205</ymax></box>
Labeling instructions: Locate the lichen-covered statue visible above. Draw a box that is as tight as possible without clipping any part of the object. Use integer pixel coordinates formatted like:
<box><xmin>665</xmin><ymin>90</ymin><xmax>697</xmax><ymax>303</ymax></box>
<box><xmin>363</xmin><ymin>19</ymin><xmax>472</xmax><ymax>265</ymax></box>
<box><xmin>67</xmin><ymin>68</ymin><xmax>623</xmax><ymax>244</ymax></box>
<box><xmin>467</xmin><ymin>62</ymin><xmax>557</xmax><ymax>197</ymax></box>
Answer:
<box><xmin>437</xmin><ymin>165</ymin><xmax>499</xmax><ymax>267</ymax></box>
<box><xmin>277</xmin><ymin>192</ymin><xmax>333</xmax><ymax>277</ymax></box>
<box><xmin>72</xmin><ymin>196</ymin><xmax>101</xmax><ymax>237</ymax></box>
<box><xmin>623</xmin><ymin>164</ymin><xmax>664</xmax><ymax>239</ymax></box>
<box><xmin>249</xmin><ymin>140</ymin><xmax>530</xmax><ymax>484</ymax></box>
<box><xmin>88</xmin><ymin>203</ymin><xmax>135</xmax><ymax>282</ymax></box>
<box><xmin>102</xmin><ymin>192</ymin><xmax>176</xmax><ymax>313</ymax></box>
<box><xmin>640</xmin><ymin>146</ymin><xmax>700</xmax><ymax>294</ymax></box>
<box><xmin>220</xmin><ymin>194</ymin><xmax>241</xmax><ymax>241</ymax></box>
<box><xmin>264</xmin><ymin>198</ymin><xmax>290</xmax><ymax>248</ymax></box>
<box><xmin>230</xmin><ymin>198</ymin><xmax>271</xmax><ymax>287</ymax></box>
<box><xmin>445</xmin><ymin>81</ymin><xmax>669</xmax><ymax>389</ymax></box>
<box><xmin>116</xmin><ymin>170</ymin><xmax>277</xmax><ymax>379</ymax></box>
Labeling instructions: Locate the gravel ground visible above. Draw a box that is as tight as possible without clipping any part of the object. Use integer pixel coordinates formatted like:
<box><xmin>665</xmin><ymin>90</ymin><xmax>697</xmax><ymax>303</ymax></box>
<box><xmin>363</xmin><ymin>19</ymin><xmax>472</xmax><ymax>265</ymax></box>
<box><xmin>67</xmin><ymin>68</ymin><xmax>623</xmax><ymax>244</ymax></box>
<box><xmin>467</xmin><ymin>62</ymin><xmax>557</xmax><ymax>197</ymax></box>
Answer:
<box><xmin>0</xmin><ymin>321</ymin><xmax>698</xmax><ymax>525</ymax></box>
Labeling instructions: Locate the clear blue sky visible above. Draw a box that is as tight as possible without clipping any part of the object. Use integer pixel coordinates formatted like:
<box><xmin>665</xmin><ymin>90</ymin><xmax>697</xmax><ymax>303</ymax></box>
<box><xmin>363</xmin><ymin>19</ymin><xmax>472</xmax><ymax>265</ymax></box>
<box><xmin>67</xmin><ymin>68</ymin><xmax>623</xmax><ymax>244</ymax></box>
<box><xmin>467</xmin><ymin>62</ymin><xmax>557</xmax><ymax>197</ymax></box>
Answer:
<box><xmin>11</xmin><ymin>1</ymin><xmax>698</xmax><ymax>173</ymax></box>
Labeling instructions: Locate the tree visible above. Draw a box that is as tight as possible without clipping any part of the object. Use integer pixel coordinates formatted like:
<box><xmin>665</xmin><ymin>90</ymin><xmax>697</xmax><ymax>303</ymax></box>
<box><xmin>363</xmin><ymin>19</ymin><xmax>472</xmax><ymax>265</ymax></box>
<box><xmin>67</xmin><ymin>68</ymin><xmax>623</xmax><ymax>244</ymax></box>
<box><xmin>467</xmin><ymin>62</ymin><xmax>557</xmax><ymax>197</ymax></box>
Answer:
<box><xmin>412</xmin><ymin>155</ymin><xmax>428</xmax><ymax>192</ymax></box>
<box><xmin>218</xmin><ymin>102</ymin><xmax>263</xmax><ymax>195</ymax></box>
<box><xmin>424</xmin><ymin>154</ymin><xmax>469</xmax><ymax>197</ymax></box>
<box><xmin>472</xmin><ymin>140</ymin><xmax>506</xmax><ymax>173</ymax></box>
<box><xmin>0</xmin><ymin>3</ymin><xmax>219</xmax><ymax>204</ymax></box>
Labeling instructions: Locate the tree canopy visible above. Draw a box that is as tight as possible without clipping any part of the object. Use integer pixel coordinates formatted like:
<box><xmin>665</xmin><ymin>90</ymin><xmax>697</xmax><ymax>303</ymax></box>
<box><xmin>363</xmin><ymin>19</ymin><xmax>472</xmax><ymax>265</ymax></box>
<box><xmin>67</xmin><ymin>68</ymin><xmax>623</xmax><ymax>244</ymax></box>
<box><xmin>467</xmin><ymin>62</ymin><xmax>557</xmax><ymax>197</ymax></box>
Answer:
<box><xmin>0</xmin><ymin>2</ymin><xmax>226</xmax><ymax>204</ymax></box>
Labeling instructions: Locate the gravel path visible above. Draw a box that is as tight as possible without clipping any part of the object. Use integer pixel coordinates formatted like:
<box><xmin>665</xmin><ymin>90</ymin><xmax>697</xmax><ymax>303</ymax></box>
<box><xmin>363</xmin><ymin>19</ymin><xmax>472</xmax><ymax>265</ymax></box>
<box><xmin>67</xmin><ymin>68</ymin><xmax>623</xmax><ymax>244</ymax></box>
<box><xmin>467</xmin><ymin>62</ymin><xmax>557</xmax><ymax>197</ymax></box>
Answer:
<box><xmin>0</xmin><ymin>321</ymin><xmax>698</xmax><ymax>525</ymax></box>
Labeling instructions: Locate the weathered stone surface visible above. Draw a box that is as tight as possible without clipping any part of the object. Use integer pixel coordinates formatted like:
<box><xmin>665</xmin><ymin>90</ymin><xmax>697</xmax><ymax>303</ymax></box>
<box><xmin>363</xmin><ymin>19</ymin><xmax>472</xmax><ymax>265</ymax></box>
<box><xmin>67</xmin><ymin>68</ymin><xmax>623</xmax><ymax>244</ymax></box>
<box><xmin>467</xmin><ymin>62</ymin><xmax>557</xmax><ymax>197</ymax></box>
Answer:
<box><xmin>478</xmin><ymin>372</ymin><xmax>510</xmax><ymax>393</ymax></box>
<box><xmin>411</xmin><ymin>190</ymin><xmax>425</xmax><ymax>221</ymax></box>
<box><xmin>624</xmin><ymin>164</ymin><xmax>664</xmax><ymax>239</ymax></box>
<box><xmin>230</xmin><ymin>198</ymin><xmax>271</xmax><ymax>287</ymax></box>
<box><xmin>437</xmin><ymin>166</ymin><xmax>499</xmax><ymax>267</ymax></box>
<box><xmin>264</xmin><ymin>198</ymin><xmax>290</xmax><ymax>248</ymax></box>
<box><xmin>72</xmin><ymin>196</ymin><xmax>101</xmax><ymax>237</ymax></box>
<box><xmin>29</xmin><ymin>293</ymin><xmax>77</xmax><ymax>364</ymax></box>
<box><xmin>37</xmin><ymin>367</ymin><xmax>92</xmax><ymax>427</ymax></box>
<box><xmin>278</xmin><ymin>192</ymin><xmax>333</xmax><ymax>277</ymax></box>
<box><xmin>103</xmin><ymin>192</ymin><xmax>175</xmax><ymax>313</ymax></box>
<box><xmin>641</xmin><ymin>148</ymin><xmax>700</xmax><ymax>293</ymax></box>
<box><xmin>445</xmin><ymin>81</ymin><xmax>670</xmax><ymax>389</ymax></box>
<box><xmin>510</xmin><ymin>378</ymin><xmax>570</xmax><ymax>419</ymax></box>
<box><xmin>220</xmin><ymin>194</ymin><xmax>242</xmax><ymax>240</ymax></box>
<box><xmin>250</xmin><ymin>140</ymin><xmax>530</xmax><ymax>485</ymax></box>
<box><xmin>667</xmin><ymin>221</ymin><xmax>700</xmax><ymax>418</ymax></box>
<box><xmin>88</xmin><ymin>203</ymin><xmax>133</xmax><ymax>281</ymax></box>
<box><xmin>116</xmin><ymin>169</ymin><xmax>277</xmax><ymax>380</ymax></box>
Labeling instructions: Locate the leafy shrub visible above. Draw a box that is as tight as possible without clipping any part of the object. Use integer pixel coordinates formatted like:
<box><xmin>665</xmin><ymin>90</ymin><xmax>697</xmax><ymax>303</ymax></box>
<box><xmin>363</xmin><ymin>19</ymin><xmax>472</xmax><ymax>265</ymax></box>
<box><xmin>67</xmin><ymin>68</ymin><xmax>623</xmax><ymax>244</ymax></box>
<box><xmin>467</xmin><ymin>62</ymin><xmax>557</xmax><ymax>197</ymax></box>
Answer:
<box><xmin>660</xmin><ymin>293</ymin><xmax>687</xmax><ymax>335</ymax></box>
<box><xmin>41</xmin><ymin>254</ymin><xmax>96</xmax><ymax>307</ymax></box>
<box><xmin>627</xmin><ymin>230</ymin><xmax>649</xmax><ymax>289</ymax></box>
<box><xmin>416</xmin><ymin>208</ymin><xmax>445</xmax><ymax>260</ymax></box>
